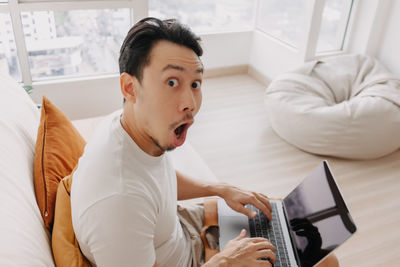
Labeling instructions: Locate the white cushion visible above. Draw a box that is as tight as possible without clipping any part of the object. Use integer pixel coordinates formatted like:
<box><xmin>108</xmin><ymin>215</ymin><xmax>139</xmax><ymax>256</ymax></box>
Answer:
<box><xmin>0</xmin><ymin>75</ymin><xmax>55</xmax><ymax>266</ymax></box>
<box><xmin>265</xmin><ymin>54</ymin><xmax>400</xmax><ymax>159</ymax></box>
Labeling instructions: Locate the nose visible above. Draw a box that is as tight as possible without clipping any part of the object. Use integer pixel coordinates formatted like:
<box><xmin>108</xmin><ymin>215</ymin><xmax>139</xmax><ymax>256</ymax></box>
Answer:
<box><xmin>179</xmin><ymin>87</ymin><xmax>196</xmax><ymax>112</ymax></box>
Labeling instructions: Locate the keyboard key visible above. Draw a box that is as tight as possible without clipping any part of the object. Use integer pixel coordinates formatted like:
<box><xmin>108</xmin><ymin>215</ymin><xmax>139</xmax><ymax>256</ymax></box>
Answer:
<box><xmin>247</xmin><ymin>202</ymin><xmax>291</xmax><ymax>266</ymax></box>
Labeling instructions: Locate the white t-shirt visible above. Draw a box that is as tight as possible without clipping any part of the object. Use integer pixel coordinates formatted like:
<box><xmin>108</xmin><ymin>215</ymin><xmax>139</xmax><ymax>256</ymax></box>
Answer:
<box><xmin>71</xmin><ymin>111</ymin><xmax>191</xmax><ymax>267</ymax></box>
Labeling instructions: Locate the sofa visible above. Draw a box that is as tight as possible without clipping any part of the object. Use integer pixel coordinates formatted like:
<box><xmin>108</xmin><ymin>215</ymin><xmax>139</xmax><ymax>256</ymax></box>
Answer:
<box><xmin>0</xmin><ymin>74</ymin><xmax>217</xmax><ymax>266</ymax></box>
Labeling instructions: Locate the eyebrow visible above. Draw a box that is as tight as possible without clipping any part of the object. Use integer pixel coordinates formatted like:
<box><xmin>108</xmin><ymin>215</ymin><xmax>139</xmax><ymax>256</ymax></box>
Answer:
<box><xmin>162</xmin><ymin>64</ymin><xmax>204</xmax><ymax>74</ymax></box>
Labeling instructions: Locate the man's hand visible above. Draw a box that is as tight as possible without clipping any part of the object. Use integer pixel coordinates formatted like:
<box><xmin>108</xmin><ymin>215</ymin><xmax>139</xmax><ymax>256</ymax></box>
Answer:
<box><xmin>176</xmin><ymin>172</ymin><xmax>271</xmax><ymax>221</ymax></box>
<box><xmin>216</xmin><ymin>183</ymin><xmax>272</xmax><ymax>221</ymax></box>
<box><xmin>205</xmin><ymin>229</ymin><xmax>276</xmax><ymax>267</ymax></box>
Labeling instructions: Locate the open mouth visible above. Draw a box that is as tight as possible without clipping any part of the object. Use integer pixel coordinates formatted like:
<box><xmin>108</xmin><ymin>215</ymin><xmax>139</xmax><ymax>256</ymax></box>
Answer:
<box><xmin>172</xmin><ymin>120</ymin><xmax>193</xmax><ymax>147</ymax></box>
<box><xmin>174</xmin><ymin>123</ymin><xmax>187</xmax><ymax>139</ymax></box>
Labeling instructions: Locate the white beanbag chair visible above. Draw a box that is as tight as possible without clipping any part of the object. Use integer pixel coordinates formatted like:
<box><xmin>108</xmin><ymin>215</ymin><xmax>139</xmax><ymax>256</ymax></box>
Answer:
<box><xmin>265</xmin><ymin>54</ymin><xmax>400</xmax><ymax>159</ymax></box>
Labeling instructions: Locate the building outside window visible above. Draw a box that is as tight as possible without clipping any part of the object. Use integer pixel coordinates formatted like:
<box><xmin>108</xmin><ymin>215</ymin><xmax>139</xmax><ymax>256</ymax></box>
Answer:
<box><xmin>21</xmin><ymin>9</ymin><xmax>131</xmax><ymax>81</ymax></box>
<box><xmin>149</xmin><ymin>0</ymin><xmax>256</xmax><ymax>33</ymax></box>
<box><xmin>0</xmin><ymin>13</ymin><xmax>21</xmax><ymax>81</ymax></box>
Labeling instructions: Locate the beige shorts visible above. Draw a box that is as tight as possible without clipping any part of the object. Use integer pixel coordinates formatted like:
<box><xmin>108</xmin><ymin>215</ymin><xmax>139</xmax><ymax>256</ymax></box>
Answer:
<box><xmin>177</xmin><ymin>201</ymin><xmax>219</xmax><ymax>267</ymax></box>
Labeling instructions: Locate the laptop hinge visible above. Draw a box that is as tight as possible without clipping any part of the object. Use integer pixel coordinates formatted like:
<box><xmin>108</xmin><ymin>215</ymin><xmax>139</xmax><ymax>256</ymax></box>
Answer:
<box><xmin>282</xmin><ymin>202</ymin><xmax>302</xmax><ymax>266</ymax></box>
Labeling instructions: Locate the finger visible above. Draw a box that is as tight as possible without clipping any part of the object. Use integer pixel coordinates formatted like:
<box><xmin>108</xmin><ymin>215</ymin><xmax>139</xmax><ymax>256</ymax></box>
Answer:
<box><xmin>254</xmin><ymin>193</ymin><xmax>272</xmax><ymax>221</ymax></box>
<box><xmin>251</xmin><ymin>241</ymin><xmax>275</xmax><ymax>252</ymax></box>
<box><xmin>235</xmin><ymin>204</ymin><xmax>258</xmax><ymax>218</ymax></box>
<box><xmin>255</xmin><ymin>192</ymin><xmax>272</xmax><ymax>212</ymax></box>
<box><xmin>253</xmin><ymin>259</ymin><xmax>272</xmax><ymax>267</ymax></box>
<box><xmin>267</xmin><ymin>197</ymin><xmax>282</xmax><ymax>201</ymax></box>
<box><xmin>249</xmin><ymin>196</ymin><xmax>272</xmax><ymax>221</ymax></box>
<box><xmin>234</xmin><ymin>229</ymin><xmax>247</xmax><ymax>240</ymax></box>
<box><xmin>249</xmin><ymin>237</ymin><xmax>272</xmax><ymax>243</ymax></box>
<box><xmin>254</xmin><ymin>249</ymin><xmax>277</xmax><ymax>264</ymax></box>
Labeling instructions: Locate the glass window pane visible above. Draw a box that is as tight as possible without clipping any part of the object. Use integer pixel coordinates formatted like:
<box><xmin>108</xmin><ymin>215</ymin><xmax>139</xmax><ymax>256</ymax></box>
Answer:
<box><xmin>0</xmin><ymin>13</ymin><xmax>22</xmax><ymax>81</ymax></box>
<box><xmin>21</xmin><ymin>9</ymin><xmax>131</xmax><ymax>81</ymax></box>
<box><xmin>149</xmin><ymin>0</ymin><xmax>256</xmax><ymax>33</ymax></box>
<box><xmin>316</xmin><ymin>0</ymin><xmax>353</xmax><ymax>53</ymax></box>
<box><xmin>257</xmin><ymin>0</ymin><xmax>305</xmax><ymax>48</ymax></box>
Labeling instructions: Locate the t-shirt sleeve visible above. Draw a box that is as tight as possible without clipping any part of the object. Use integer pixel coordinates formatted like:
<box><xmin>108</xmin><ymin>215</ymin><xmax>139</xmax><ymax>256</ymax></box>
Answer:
<box><xmin>76</xmin><ymin>193</ymin><xmax>158</xmax><ymax>267</ymax></box>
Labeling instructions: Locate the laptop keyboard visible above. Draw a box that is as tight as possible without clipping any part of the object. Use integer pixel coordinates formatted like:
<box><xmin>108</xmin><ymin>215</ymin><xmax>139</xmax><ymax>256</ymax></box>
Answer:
<box><xmin>248</xmin><ymin>202</ymin><xmax>291</xmax><ymax>267</ymax></box>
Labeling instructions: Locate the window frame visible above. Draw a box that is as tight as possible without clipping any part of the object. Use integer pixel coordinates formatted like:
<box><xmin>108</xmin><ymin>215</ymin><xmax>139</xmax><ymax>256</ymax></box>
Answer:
<box><xmin>315</xmin><ymin>0</ymin><xmax>354</xmax><ymax>54</ymax></box>
<box><xmin>254</xmin><ymin>0</ymin><xmax>355</xmax><ymax>61</ymax></box>
<box><xmin>0</xmin><ymin>0</ymin><xmax>389</xmax><ymax>88</ymax></box>
<box><xmin>2</xmin><ymin>0</ymin><xmax>147</xmax><ymax>85</ymax></box>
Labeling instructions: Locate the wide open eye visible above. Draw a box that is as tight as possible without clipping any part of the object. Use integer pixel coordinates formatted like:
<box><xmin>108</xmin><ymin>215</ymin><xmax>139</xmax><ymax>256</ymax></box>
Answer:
<box><xmin>192</xmin><ymin>81</ymin><xmax>201</xmax><ymax>89</ymax></box>
<box><xmin>167</xmin><ymin>78</ymin><xmax>179</xmax><ymax>87</ymax></box>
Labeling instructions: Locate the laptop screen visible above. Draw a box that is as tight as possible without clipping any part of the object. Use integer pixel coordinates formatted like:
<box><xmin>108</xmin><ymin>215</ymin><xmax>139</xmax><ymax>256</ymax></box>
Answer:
<box><xmin>283</xmin><ymin>161</ymin><xmax>357</xmax><ymax>267</ymax></box>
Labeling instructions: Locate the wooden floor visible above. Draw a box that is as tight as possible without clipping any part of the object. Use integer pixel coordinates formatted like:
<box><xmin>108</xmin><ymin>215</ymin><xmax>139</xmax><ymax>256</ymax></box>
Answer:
<box><xmin>187</xmin><ymin>74</ymin><xmax>400</xmax><ymax>267</ymax></box>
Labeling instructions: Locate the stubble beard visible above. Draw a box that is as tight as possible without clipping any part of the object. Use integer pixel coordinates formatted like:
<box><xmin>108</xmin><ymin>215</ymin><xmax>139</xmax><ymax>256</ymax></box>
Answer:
<box><xmin>150</xmin><ymin>136</ymin><xmax>176</xmax><ymax>153</ymax></box>
<box><xmin>150</xmin><ymin>113</ymin><xmax>194</xmax><ymax>153</ymax></box>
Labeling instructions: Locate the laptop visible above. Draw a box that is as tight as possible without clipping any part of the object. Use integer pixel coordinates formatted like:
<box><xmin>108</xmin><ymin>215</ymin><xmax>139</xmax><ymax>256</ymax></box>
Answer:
<box><xmin>218</xmin><ymin>160</ymin><xmax>357</xmax><ymax>267</ymax></box>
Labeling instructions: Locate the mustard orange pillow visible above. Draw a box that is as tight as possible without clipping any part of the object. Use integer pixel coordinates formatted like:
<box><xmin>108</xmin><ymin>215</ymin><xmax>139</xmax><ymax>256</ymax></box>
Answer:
<box><xmin>34</xmin><ymin>96</ymin><xmax>86</xmax><ymax>230</ymax></box>
<box><xmin>52</xmin><ymin>171</ymin><xmax>91</xmax><ymax>267</ymax></box>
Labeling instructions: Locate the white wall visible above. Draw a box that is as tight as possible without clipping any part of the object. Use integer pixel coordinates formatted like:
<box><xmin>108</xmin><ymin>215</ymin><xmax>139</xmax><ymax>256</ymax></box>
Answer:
<box><xmin>375</xmin><ymin>0</ymin><xmax>400</xmax><ymax>75</ymax></box>
<box><xmin>201</xmin><ymin>31</ymin><xmax>251</xmax><ymax>69</ymax></box>
<box><xmin>344</xmin><ymin>0</ymin><xmax>400</xmax><ymax>74</ymax></box>
<box><xmin>30</xmin><ymin>31</ymin><xmax>252</xmax><ymax>120</ymax></box>
<box><xmin>346</xmin><ymin>0</ymin><xmax>382</xmax><ymax>55</ymax></box>
<box><xmin>249</xmin><ymin>30</ymin><xmax>302</xmax><ymax>81</ymax></box>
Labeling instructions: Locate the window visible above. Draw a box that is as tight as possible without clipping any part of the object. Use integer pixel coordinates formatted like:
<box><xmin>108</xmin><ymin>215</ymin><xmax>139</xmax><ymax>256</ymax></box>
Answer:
<box><xmin>21</xmin><ymin>9</ymin><xmax>131</xmax><ymax>81</ymax></box>
<box><xmin>0</xmin><ymin>13</ymin><xmax>22</xmax><ymax>81</ymax></box>
<box><xmin>256</xmin><ymin>0</ymin><xmax>354</xmax><ymax>59</ymax></box>
<box><xmin>149</xmin><ymin>0</ymin><xmax>256</xmax><ymax>33</ymax></box>
<box><xmin>316</xmin><ymin>0</ymin><xmax>353</xmax><ymax>53</ymax></box>
<box><xmin>257</xmin><ymin>0</ymin><xmax>305</xmax><ymax>48</ymax></box>
<box><xmin>0</xmin><ymin>0</ymin><xmax>360</xmax><ymax>87</ymax></box>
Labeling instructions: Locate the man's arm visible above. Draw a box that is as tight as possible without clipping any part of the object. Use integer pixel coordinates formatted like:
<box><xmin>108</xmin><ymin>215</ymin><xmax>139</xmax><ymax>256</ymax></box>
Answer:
<box><xmin>176</xmin><ymin>171</ymin><xmax>272</xmax><ymax>220</ymax></box>
<box><xmin>176</xmin><ymin>170</ymin><xmax>221</xmax><ymax>200</ymax></box>
<box><xmin>76</xmin><ymin>194</ymin><xmax>158</xmax><ymax>267</ymax></box>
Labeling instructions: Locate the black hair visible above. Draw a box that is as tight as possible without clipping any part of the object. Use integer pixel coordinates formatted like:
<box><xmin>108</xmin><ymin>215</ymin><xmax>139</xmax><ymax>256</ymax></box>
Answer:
<box><xmin>119</xmin><ymin>17</ymin><xmax>203</xmax><ymax>83</ymax></box>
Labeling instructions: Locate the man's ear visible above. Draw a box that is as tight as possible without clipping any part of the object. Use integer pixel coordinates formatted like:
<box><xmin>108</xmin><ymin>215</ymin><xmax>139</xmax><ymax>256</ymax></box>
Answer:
<box><xmin>120</xmin><ymin>72</ymin><xmax>138</xmax><ymax>103</ymax></box>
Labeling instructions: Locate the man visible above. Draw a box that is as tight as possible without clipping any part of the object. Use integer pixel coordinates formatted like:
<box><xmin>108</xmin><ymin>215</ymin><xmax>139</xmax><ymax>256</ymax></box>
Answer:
<box><xmin>71</xmin><ymin>17</ymin><xmax>337</xmax><ymax>267</ymax></box>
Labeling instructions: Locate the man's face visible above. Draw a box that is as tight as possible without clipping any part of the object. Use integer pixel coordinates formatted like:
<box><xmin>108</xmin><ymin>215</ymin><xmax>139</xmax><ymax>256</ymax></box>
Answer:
<box><xmin>126</xmin><ymin>40</ymin><xmax>203</xmax><ymax>156</ymax></box>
